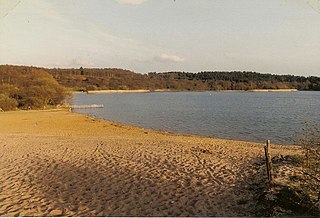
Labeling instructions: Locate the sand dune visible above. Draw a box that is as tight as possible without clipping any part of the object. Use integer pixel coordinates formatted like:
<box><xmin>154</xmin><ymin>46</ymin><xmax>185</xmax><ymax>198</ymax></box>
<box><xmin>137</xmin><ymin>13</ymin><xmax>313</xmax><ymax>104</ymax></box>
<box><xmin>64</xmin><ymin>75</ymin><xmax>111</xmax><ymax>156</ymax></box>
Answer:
<box><xmin>0</xmin><ymin>110</ymin><xmax>301</xmax><ymax>216</ymax></box>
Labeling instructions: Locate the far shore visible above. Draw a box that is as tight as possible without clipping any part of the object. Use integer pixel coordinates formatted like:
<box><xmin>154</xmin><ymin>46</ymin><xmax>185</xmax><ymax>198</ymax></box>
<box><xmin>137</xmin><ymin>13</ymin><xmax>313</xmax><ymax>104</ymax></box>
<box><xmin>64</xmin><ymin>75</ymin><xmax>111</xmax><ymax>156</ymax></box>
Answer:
<box><xmin>72</xmin><ymin>88</ymin><xmax>299</xmax><ymax>94</ymax></box>
<box><xmin>248</xmin><ymin>88</ymin><xmax>298</xmax><ymax>92</ymax></box>
<box><xmin>87</xmin><ymin>89</ymin><xmax>150</xmax><ymax>94</ymax></box>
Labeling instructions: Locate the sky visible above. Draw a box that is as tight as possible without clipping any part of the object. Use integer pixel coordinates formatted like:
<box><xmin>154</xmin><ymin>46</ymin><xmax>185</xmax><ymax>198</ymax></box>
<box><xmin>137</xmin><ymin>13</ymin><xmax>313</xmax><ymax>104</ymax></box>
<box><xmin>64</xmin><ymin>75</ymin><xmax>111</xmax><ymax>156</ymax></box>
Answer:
<box><xmin>0</xmin><ymin>0</ymin><xmax>320</xmax><ymax>76</ymax></box>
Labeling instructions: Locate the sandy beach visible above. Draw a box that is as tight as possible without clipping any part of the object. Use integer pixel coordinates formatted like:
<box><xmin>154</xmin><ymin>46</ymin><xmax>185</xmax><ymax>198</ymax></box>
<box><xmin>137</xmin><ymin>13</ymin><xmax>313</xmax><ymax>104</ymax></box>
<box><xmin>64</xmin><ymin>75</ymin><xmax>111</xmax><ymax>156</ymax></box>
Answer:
<box><xmin>87</xmin><ymin>90</ymin><xmax>150</xmax><ymax>94</ymax></box>
<box><xmin>248</xmin><ymin>89</ymin><xmax>298</xmax><ymax>92</ymax></box>
<box><xmin>0</xmin><ymin>110</ymin><xmax>301</xmax><ymax>216</ymax></box>
<box><xmin>77</xmin><ymin>89</ymin><xmax>299</xmax><ymax>95</ymax></box>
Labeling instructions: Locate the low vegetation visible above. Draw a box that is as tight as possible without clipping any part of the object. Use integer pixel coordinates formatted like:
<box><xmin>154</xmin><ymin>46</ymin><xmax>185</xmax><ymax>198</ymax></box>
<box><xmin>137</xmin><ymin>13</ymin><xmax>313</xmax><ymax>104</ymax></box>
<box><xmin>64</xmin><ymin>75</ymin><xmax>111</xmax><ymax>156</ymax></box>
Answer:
<box><xmin>0</xmin><ymin>93</ymin><xmax>18</xmax><ymax>111</ymax></box>
<box><xmin>256</xmin><ymin>126</ymin><xmax>320</xmax><ymax>216</ymax></box>
<box><xmin>299</xmin><ymin>125</ymin><xmax>320</xmax><ymax>212</ymax></box>
<box><xmin>0</xmin><ymin>65</ymin><xmax>67</xmax><ymax>111</ymax></box>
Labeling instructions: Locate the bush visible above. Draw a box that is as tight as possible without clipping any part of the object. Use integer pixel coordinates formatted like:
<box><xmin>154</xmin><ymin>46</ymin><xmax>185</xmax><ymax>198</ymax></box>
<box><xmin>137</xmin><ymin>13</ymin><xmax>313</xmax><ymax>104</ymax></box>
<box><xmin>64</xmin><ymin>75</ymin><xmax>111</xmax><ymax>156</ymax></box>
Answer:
<box><xmin>300</xmin><ymin>124</ymin><xmax>320</xmax><ymax>211</ymax></box>
<box><xmin>0</xmin><ymin>84</ymin><xmax>19</xmax><ymax>97</ymax></box>
<box><xmin>256</xmin><ymin>125</ymin><xmax>320</xmax><ymax>216</ymax></box>
<box><xmin>0</xmin><ymin>68</ymin><xmax>68</xmax><ymax>110</ymax></box>
<box><xmin>0</xmin><ymin>94</ymin><xmax>18</xmax><ymax>111</ymax></box>
<box><xmin>85</xmin><ymin>85</ymin><xmax>98</xmax><ymax>91</ymax></box>
<box><xmin>18</xmin><ymin>85</ymin><xmax>65</xmax><ymax>109</ymax></box>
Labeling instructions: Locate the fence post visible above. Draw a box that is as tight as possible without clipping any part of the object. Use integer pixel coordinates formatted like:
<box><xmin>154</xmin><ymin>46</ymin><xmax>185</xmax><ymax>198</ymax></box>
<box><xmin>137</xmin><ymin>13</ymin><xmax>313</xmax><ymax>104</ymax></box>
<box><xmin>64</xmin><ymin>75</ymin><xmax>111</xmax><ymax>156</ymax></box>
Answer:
<box><xmin>264</xmin><ymin>140</ymin><xmax>274</xmax><ymax>186</ymax></box>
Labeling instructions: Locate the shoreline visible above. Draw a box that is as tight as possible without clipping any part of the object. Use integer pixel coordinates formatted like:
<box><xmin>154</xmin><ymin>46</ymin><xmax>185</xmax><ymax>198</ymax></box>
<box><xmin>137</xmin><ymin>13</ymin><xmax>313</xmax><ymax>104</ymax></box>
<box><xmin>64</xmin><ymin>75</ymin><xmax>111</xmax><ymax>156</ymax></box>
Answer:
<box><xmin>0</xmin><ymin>109</ymin><xmax>301</xmax><ymax>216</ymax></box>
<box><xmin>73</xmin><ymin>110</ymin><xmax>297</xmax><ymax>146</ymax></box>
<box><xmin>73</xmin><ymin>88</ymin><xmax>299</xmax><ymax>94</ymax></box>
<box><xmin>88</xmin><ymin>89</ymin><xmax>150</xmax><ymax>94</ymax></box>
<box><xmin>248</xmin><ymin>88</ymin><xmax>298</xmax><ymax>92</ymax></box>
<box><xmin>0</xmin><ymin>109</ymin><xmax>299</xmax><ymax>146</ymax></box>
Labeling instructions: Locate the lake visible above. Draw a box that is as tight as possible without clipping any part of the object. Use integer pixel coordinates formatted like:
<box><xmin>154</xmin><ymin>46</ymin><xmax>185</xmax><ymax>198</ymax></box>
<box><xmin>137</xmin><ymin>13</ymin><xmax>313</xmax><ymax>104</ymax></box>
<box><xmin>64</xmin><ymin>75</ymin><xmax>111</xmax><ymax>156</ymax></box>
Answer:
<box><xmin>72</xmin><ymin>91</ymin><xmax>320</xmax><ymax>145</ymax></box>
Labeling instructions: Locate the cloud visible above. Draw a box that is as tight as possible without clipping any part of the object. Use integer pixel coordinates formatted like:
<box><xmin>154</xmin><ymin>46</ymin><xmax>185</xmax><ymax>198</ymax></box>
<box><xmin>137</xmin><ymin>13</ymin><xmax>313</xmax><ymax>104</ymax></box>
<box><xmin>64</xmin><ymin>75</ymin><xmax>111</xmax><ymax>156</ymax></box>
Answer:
<box><xmin>154</xmin><ymin>53</ymin><xmax>184</xmax><ymax>63</ymax></box>
<box><xmin>115</xmin><ymin>0</ymin><xmax>147</xmax><ymax>5</ymax></box>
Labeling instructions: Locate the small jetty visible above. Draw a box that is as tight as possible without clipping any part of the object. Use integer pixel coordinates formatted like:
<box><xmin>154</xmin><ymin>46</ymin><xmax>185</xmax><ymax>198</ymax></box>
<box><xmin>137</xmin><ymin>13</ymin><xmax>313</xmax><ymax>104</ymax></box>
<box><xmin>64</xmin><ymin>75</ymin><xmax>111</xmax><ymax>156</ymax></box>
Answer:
<box><xmin>71</xmin><ymin>104</ymin><xmax>104</xmax><ymax>109</ymax></box>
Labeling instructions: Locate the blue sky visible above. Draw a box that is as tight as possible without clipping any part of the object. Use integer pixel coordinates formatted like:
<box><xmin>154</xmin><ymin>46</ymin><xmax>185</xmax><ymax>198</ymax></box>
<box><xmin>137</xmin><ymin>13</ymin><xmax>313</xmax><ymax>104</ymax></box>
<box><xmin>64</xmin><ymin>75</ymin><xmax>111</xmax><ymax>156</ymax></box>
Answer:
<box><xmin>1</xmin><ymin>0</ymin><xmax>320</xmax><ymax>76</ymax></box>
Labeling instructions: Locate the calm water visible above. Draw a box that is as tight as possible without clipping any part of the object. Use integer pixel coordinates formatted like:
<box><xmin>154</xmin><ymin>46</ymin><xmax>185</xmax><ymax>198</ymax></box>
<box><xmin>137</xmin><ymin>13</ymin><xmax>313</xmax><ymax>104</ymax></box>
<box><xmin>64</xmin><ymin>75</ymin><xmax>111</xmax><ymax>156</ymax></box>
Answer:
<box><xmin>73</xmin><ymin>91</ymin><xmax>320</xmax><ymax>145</ymax></box>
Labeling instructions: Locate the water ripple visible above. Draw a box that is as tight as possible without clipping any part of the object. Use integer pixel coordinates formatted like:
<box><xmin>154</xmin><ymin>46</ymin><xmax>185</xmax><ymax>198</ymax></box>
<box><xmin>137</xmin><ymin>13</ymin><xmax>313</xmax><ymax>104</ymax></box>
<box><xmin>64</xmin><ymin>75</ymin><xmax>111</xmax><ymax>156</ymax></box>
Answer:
<box><xmin>73</xmin><ymin>91</ymin><xmax>320</xmax><ymax>145</ymax></box>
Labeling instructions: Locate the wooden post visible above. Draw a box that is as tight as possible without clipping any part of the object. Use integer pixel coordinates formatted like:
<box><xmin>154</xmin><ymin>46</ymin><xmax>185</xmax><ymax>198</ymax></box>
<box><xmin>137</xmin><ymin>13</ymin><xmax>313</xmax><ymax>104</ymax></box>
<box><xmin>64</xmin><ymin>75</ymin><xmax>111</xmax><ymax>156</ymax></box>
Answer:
<box><xmin>264</xmin><ymin>140</ymin><xmax>274</xmax><ymax>186</ymax></box>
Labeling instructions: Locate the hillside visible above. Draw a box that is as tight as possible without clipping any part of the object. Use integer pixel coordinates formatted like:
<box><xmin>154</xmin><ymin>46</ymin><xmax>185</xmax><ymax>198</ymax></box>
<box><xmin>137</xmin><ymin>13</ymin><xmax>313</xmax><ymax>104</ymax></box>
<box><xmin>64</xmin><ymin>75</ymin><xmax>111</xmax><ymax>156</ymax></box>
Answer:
<box><xmin>0</xmin><ymin>65</ymin><xmax>66</xmax><ymax>110</ymax></box>
<box><xmin>1</xmin><ymin>65</ymin><xmax>320</xmax><ymax>92</ymax></box>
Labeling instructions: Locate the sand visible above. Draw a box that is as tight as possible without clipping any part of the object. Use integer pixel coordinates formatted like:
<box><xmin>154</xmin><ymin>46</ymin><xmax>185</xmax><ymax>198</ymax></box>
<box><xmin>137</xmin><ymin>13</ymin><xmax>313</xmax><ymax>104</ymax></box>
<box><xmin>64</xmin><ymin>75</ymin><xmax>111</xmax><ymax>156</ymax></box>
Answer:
<box><xmin>80</xmin><ymin>89</ymin><xmax>298</xmax><ymax>94</ymax></box>
<box><xmin>87</xmin><ymin>90</ymin><xmax>150</xmax><ymax>94</ymax></box>
<box><xmin>0</xmin><ymin>109</ymin><xmax>301</xmax><ymax>216</ymax></box>
<box><xmin>248</xmin><ymin>89</ymin><xmax>298</xmax><ymax>92</ymax></box>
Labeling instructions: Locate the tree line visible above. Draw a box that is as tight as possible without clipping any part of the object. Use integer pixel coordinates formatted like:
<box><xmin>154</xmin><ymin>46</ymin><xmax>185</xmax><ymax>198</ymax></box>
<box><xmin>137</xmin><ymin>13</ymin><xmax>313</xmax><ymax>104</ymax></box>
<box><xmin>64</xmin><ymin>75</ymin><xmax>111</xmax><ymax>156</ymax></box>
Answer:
<box><xmin>20</xmin><ymin>66</ymin><xmax>320</xmax><ymax>92</ymax></box>
<box><xmin>148</xmin><ymin>71</ymin><xmax>320</xmax><ymax>91</ymax></box>
<box><xmin>48</xmin><ymin>67</ymin><xmax>320</xmax><ymax>91</ymax></box>
<box><xmin>1</xmin><ymin>65</ymin><xmax>320</xmax><ymax>110</ymax></box>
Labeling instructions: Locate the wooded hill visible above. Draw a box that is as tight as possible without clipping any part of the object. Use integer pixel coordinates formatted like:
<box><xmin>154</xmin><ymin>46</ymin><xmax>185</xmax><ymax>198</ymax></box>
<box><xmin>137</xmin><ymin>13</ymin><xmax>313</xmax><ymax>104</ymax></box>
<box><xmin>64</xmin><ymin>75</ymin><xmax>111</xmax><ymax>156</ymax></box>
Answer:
<box><xmin>148</xmin><ymin>71</ymin><xmax>320</xmax><ymax>91</ymax></box>
<box><xmin>1</xmin><ymin>65</ymin><xmax>320</xmax><ymax>92</ymax></box>
<box><xmin>0</xmin><ymin>65</ymin><xmax>66</xmax><ymax>110</ymax></box>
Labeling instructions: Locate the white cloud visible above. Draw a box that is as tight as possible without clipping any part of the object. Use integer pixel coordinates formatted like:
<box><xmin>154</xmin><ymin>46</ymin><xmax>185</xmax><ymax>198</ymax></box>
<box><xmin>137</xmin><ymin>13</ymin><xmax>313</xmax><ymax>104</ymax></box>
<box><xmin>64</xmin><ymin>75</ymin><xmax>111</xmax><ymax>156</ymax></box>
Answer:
<box><xmin>115</xmin><ymin>0</ymin><xmax>147</xmax><ymax>5</ymax></box>
<box><xmin>155</xmin><ymin>53</ymin><xmax>184</xmax><ymax>63</ymax></box>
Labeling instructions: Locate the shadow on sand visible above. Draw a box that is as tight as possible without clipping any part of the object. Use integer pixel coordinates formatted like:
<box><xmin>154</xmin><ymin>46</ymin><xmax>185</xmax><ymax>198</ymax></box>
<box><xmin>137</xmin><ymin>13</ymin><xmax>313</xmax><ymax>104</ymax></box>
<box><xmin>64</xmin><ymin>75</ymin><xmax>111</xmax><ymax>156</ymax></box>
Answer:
<box><xmin>27</xmin><ymin>155</ymin><xmax>268</xmax><ymax>216</ymax></box>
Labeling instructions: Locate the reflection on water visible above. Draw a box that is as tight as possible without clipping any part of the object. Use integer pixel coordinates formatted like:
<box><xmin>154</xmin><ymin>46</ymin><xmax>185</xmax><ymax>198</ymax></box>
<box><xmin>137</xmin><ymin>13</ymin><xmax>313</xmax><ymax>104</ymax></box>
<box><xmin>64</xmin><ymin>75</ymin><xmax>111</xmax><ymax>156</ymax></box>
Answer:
<box><xmin>73</xmin><ymin>91</ymin><xmax>320</xmax><ymax>145</ymax></box>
